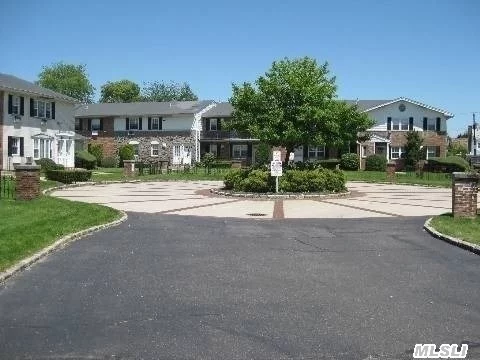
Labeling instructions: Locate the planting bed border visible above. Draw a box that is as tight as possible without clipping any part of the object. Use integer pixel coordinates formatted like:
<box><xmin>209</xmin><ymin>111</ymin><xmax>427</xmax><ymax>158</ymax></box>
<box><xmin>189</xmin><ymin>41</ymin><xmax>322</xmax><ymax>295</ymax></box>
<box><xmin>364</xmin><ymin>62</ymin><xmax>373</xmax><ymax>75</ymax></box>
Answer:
<box><xmin>210</xmin><ymin>188</ymin><xmax>351</xmax><ymax>199</ymax></box>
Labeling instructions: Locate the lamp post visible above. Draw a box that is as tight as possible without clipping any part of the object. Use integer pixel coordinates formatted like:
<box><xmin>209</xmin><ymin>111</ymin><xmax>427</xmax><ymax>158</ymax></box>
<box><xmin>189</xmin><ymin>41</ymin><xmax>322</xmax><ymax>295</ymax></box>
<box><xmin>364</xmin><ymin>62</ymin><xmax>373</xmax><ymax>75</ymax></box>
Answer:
<box><xmin>473</xmin><ymin>113</ymin><xmax>477</xmax><ymax>156</ymax></box>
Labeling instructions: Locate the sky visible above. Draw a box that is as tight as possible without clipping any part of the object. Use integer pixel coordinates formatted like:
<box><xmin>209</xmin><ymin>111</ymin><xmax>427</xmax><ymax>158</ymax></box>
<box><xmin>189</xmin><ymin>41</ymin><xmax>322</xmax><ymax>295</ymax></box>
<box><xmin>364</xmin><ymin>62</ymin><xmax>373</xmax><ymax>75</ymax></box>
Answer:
<box><xmin>0</xmin><ymin>0</ymin><xmax>478</xmax><ymax>136</ymax></box>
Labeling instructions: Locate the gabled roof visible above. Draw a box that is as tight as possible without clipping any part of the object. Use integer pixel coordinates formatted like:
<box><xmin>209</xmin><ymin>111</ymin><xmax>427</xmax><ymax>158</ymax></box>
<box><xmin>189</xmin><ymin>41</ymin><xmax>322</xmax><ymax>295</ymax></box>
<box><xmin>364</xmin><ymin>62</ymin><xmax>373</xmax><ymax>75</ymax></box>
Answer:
<box><xmin>0</xmin><ymin>73</ymin><xmax>78</xmax><ymax>103</ymax></box>
<box><xmin>75</xmin><ymin>100</ymin><xmax>215</xmax><ymax>117</ymax></box>
<box><xmin>202</xmin><ymin>102</ymin><xmax>234</xmax><ymax>118</ymax></box>
<box><xmin>343</xmin><ymin>100</ymin><xmax>392</xmax><ymax>112</ymax></box>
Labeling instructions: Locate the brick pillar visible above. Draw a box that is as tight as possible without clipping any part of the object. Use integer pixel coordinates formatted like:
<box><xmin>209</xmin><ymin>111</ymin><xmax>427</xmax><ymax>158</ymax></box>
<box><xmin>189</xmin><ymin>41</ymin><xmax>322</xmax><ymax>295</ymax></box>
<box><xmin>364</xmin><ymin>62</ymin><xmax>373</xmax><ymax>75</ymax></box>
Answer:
<box><xmin>123</xmin><ymin>160</ymin><xmax>136</xmax><ymax>177</ymax></box>
<box><xmin>15</xmin><ymin>165</ymin><xmax>41</xmax><ymax>200</ymax></box>
<box><xmin>386</xmin><ymin>162</ymin><xmax>396</xmax><ymax>182</ymax></box>
<box><xmin>452</xmin><ymin>172</ymin><xmax>479</xmax><ymax>218</ymax></box>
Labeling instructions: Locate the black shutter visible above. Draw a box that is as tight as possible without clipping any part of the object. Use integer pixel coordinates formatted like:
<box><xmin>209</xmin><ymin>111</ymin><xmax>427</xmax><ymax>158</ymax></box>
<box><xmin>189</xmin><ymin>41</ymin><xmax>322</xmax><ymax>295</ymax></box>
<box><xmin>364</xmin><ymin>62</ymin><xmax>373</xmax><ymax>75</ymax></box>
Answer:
<box><xmin>139</xmin><ymin>117</ymin><xmax>143</xmax><ymax>130</ymax></box>
<box><xmin>247</xmin><ymin>143</ymin><xmax>252</xmax><ymax>158</ymax></box>
<box><xmin>78</xmin><ymin>118</ymin><xmax>83</xmax><ymax>131</ymax></box>
<box><xmin>217</xmin><ymin>144</ymin><xmax>221</xmax><ymax>157</ymax></box>
<box><xmin>126</xmin><ymin>118</ymin><xmax>130</xmax><ymax>130</ymax></box>
<box><xmin>99</xmin><ymin>118</ymin><xmax>103</xmax><ymax>131</ymax></box>
<box><xmin>423</xmin><ymin>117</ymin><xmax>428</xmax><ymax>131</ymax></box>
<box><xmin>20</xmin><ymin>137</ymin><xmax>24</xmax><ymax>157</ymax></box>
<box><xmin>409</xmin><ymin>117</ymin><xmax>413</xmax><ymax>130</ymax></box>
<box><xmin>435</xmin><ymin>146</ymin><xmax>440</xmax><ymax>157</ymax></box>
<box><xmin>51</xmin><ymin>102</ymin><xmax>55</xmax><ymax>119</ymax></box>
<box><xmin>20</xmin><ymin>97</ymin><xmax>24</xmax><ymax>115</ymax></box>
<box><xmin>324</xmin><ymin>146</ymin><xmax>329</xmax><ymax>159</ymax></box>
<box><xmin>8</xmin><ymin>95</ymin><xmax>12</xmax><ymax>114</ymax></box>
<box><xmin>206</xmin><ymin>118</ymin><xmax>210</xmax><ymax>131</ymax></box>
<box><xmin>159</xmin><ymin>117</ymin><xmax>163</xmax><ymax>130</ymax></box>
<box><xmin>389</xmin><ymin>146</ymin><xmax>392</xmax><ymax>160</ymax></box>
<box><xmin>88</xmin><ymin>118</ymin><xmax>92</xmax><ymax>131</ymax></box>
<box><xmin>7</xmin><ymin>137</ymin><xmax>12</xmax><ymax>156</ymax></box>
<box><xmin>303</xmin><ymin>145</ymin><xmax>308</xmax><ymax>160</ymax></box>
<box><xmin>387</xmin><ymin>117</ymin><xmax>392</xmax><ymax>131</ymax></box>
<box><xmin>148</xmin><ymin>117</ymin><xmax>152</xmax><ymax>130</ymax></box>
<box><xmin>217</xmin><ymin>118</ymin><xmax>222</xmax><ymax>131</ymax></box>
<box><xmin>30</xmin><ymin>98</ymin><xmax>34</xmax><ymax>116</ymax></box>
<box><xmin>230</xmin><ymin>143</ymin><xmax>233</xmax><ymax>159</ymax></box>
<box><xmin>436</xmin><ymin>117</ymin><xmax>441</xmax><ymax>132</ymax></box>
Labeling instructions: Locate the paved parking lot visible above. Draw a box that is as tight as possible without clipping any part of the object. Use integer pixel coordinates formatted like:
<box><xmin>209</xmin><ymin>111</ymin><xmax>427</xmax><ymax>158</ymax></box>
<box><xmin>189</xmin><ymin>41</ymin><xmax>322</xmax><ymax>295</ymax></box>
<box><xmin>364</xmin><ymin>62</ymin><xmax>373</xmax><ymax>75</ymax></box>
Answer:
<box><xmin>51</xmin><ymin>181</ymin><xmax>452</xmax><ymax>218</ymax></box>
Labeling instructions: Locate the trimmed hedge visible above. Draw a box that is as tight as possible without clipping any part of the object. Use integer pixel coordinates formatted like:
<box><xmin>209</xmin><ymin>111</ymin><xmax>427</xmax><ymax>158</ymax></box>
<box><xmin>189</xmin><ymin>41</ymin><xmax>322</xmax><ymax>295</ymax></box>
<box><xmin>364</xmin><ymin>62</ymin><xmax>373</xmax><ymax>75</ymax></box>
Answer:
<box><xmin>36</xmin><ymin>158</ymin><xmax>65</xmax><ymax>172</ymax></box>
<box><xmin>224</xmin><ymin>168</ymin><xmax>249</xmax><ymax>190</ymax></box>
<box><xmin>75</xmin><ymin>150</ymin><xmax>97</xmax><ymax>170</ymax></box>
<box><xmin>101</xmin><ymin>156</ymin><xmax>119</xmax><ymax>168</ymax></box>
<box><xmin>427</xmin><ymin>156</ymin><xmax>469</xmax><ymax>172</ymax></box>
<box><xmin>340</xmin><ymin>153</ymin><xmax>359</xmax><ymax>170</ymax></box>
<box><xmin>119</xmin><ymin>144</ymin><xmax>135</xmax><ymax>167</ymax></box>
<box><xmin>46</xmin><ymin>169</ymin><xmax>92</xmax><ymax>184</ymax></box>
<box><xmin>365</xmin><ymin>154</ymin><xmax>387</xmax><ymax>171</ymax></box>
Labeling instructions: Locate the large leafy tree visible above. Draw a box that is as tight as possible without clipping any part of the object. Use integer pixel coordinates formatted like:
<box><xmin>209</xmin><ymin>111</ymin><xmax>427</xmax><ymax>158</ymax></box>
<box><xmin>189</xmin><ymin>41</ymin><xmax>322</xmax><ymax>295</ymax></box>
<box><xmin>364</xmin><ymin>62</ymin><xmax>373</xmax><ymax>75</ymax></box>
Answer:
<box><xmin>229</xmin><ymin>57</ymin><xmax>374</xmax><ymax>155</ymax></box>
<box><xmin>100</xmin><ymin>80</ymin><xmax>140</xmax><ymax>103</ymax></box>
<box><xmin>37</xmin><ymin>62</ymin><xmax>95</xmax><ymax>103</ymax></box>
<box><xmin>141</xmin><ymin>81</ymin><xmax>198</xmax><ymax>102</ymax></box>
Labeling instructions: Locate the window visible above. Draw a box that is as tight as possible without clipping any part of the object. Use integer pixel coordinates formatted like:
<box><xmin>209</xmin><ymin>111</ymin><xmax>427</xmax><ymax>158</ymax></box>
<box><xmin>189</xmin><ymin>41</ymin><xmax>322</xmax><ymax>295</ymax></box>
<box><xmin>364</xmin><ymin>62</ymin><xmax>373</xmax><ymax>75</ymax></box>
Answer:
<box><xmin>391</xmin><ymin>146</ymin><xmax>405</xmax><ymax>159</ymax></box>
<box><xmin>12</xmin><ymin>96</ymin><xmax>20</xmax><ymax>115</ymax></box>
<box><xmin>33</xmin><ymin>138</ymin><xmax>51</xmax><ymax>159</ymax></box>
<box><xmin>33</xmin><ymin>100</ymin><xmax>52</xmax><ymax>119</ymax></box>
<box><xmin>75</xmin><ymin>118</ymin><xmax>82</xmax><ymax>131</ymax></box>
<box><xmin>392</xmin><ymin>118</ymin><xmax>409</xmax><ymax>131</ymax></box>
<box><xmin>426</xmin><ymin>118</ymin><xmax>436</xmax><ymax>131</ymax></box>
<box><xmin>151</xmin><ymin>117</ymin><xmax>160</xmax><ymax>130</ymax></box>
<box><xmin>209</xmin><ymin>118</ymin><xmax>218</xmax><ymax>131</ymax></box>
<box><xmin>129</xmin><ymin>117</ymin><xmax>139</xmax><ymax>130</ymax></box>
<box><xmin>308</xmin><ymin>146</ymin><xmax>325</xmax><ymax>159</ymax></box>
<box><xmin>11</xmin><ymin>137</ymin><xmax>20</xmax><ymax>156</ymax></box>
<box><xmin>151</xmin><ymin>143</ymin><xmax>159</xmax><ymax>156</ymax></box>
<box><xmin>45</xmin><ymin>102</ymin><xmax>51</xmax><ymax>118</ymax></box>
<box><xmin>232</xmin><ymin>144</ymin><xmax>248</xmax><ymax>158</ymax></box>
<box><xmin>426</xmin><ymin>146</ymin><xmax>437</xmax><ymax>159</ymax></box>
<box><xmin>208</xmin><ymin>143</ymin><xmax>217</xmax><ymax>154</ymax></box>
<box><xmin>91</xmin><ymin>119</ymin><xmax>101</xmax><ymax>131</ymax></box>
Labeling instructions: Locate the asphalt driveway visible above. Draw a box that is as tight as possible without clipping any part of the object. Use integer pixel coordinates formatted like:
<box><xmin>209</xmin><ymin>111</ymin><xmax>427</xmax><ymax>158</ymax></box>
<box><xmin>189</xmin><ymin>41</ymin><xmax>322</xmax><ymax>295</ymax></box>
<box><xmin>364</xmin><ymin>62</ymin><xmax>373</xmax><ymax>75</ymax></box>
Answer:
<box><xmin>1</xmin><ymin>214</ymin><xmax>479</xmax><ymax>359</ymax></box>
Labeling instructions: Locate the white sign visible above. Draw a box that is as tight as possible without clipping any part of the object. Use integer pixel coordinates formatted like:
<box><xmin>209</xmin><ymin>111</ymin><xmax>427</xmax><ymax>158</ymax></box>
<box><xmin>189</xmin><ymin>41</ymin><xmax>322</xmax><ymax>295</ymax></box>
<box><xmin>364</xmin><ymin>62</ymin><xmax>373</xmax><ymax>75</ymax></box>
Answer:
<box><xmin>272</xmin><ymin>150</ymin><xmax>282</xmax><ymax>162</ymax></box>
<box><xmin>270</xmin><ymin>160</ymin><xmax>283</xmax><ymax>177</ymax></box>
<box><xmin>289</xmin><ymin>152</ymin><xmax>295</xmax><ymax>161</ymax></box>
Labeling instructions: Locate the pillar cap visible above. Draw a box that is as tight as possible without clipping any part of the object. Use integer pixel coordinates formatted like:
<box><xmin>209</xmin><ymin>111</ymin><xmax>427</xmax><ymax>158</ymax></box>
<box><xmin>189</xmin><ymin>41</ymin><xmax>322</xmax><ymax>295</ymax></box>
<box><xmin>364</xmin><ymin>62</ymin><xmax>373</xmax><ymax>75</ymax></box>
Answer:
<box><xmin>14</xmin><ymin>165</ymin><xmax>41</xmax><ymax>171</ymax></box>
<box><xmin>452</xmin><ymin>172</ymin><xmax>480</xmax><ymax>180</ymax></box>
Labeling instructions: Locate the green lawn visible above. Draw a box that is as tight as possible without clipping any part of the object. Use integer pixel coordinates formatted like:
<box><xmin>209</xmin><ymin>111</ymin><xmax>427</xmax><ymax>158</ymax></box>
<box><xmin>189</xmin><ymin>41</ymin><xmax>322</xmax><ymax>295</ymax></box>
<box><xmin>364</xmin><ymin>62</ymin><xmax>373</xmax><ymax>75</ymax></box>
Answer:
<box><xmin>0</xmin><ymin>196</ymin><xmax>121</xmax><ymax>272</ymax></box>
<box><xmin>343</xmin><ymin>170</ymin><xmax>451</xmax><ymax>187</ymax></box>
<box><xmin>430</xmin><ymin>214</ymin><xmax>480</xmax><ymax>246</ymax></box>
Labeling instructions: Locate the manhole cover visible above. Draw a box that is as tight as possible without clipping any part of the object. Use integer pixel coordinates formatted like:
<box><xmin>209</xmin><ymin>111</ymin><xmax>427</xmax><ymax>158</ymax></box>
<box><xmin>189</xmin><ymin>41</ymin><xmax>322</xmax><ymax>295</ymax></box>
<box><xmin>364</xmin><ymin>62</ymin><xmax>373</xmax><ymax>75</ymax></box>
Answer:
<box><xmin>246</xmin><ymin>213</ymin><xmax>267</xmax><ymax>217</ymax></box>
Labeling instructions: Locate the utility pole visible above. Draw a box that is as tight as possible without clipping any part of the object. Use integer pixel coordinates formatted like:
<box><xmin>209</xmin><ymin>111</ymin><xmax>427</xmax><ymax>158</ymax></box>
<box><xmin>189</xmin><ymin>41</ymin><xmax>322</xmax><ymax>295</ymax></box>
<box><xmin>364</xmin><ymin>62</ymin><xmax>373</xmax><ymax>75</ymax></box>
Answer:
<box><xmin>474</xmin><ymin>113</ymin><xmax>477</xmax><ymax>156</ymax></box>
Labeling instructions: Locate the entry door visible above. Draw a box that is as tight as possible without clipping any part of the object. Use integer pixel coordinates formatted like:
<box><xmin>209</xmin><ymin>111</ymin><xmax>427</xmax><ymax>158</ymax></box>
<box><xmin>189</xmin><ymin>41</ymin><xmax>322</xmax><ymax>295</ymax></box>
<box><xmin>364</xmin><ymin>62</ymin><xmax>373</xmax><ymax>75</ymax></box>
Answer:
<box><xmin>172</xmin><ymin>144</ymin><xmax>182</xmax><ymax>165</ymax></box>
<box><xmin>57</xmin><ymin>139</ymin><xmax>67</xmax><ymax>166</ymax></box>
<box><xmin>375</xmin><ymin>142</ymin><xmax>387</xmax><ymax>158</ymax></box>
<box><xmin>183</xmin><ymin>145</ymin><xmax>192</xmax><ymax>165</ymax></box>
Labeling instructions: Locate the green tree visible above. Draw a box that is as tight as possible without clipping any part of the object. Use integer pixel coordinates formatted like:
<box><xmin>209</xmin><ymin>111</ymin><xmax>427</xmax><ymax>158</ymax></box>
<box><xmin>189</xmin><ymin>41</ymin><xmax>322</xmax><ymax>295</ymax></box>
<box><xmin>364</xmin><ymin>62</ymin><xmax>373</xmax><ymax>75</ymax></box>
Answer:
<box><xmin>228</xmin><ymin>57</ymin><xmax>374</xmax><ymax>156</ymax></box>
<box><xmin>100</xmin><ymin>80</ymin><xmax>140</xmax><ymax>103</ymax></box>
<box><xmin>141</xmin><ymin>81</ymin><xmax>198</xmax><ymax>102</ymax></box>
<box><xmin>404</xmin><ymin>130</ymin><xmax>424</xmax><ymax>169</ymax></box>
<box><xmin>447</xmin><ymin>142</ymin><xmax>468</xmax><ymax>158</ymax></box>
<box><xmin>37</xmin><ymin>62</ymin><xmax>95</xmax><ymax>103</ymax></box>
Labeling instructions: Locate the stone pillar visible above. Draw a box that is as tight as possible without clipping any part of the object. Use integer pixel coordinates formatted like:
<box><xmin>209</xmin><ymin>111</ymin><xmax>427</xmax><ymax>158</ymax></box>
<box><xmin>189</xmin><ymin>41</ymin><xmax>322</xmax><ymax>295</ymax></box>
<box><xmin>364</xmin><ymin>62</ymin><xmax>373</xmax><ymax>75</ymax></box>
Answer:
<box><xmin>452</xmin><ymin>172</ymin><xmax>479</xmax><ymax>218</ymax></box>
<box><xmin>123</xmin><ymin>160</ymin><xmax>136</xmax><ymax>177</ymax></box>
<box><xmin>14</xmin><ymin>165</ymin><xmax>41</xmax><ymax>200</ymax></box>
<box><xmin>386</xmin><ymin>162</ymin><xmax>396</xmax><ymax>182</ymax></box>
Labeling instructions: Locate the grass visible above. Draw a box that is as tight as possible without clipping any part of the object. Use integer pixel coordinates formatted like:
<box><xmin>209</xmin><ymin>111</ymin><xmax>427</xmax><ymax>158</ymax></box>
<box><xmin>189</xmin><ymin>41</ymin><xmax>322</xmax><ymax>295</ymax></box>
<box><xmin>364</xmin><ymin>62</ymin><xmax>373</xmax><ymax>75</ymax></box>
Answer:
<box><xmin>430</xmin><ymin>213</ymin><xmax>480</xmax><ymax>246</ymax></box>
<box><xmin>343</xmin><ymin>170</ymin><xmax>451</xmax><ymax>187</ymax></box>
<box><xmin>0</xmin><ymin>196</ymin><xmax>121</xmax><ymax>272</ymax></box>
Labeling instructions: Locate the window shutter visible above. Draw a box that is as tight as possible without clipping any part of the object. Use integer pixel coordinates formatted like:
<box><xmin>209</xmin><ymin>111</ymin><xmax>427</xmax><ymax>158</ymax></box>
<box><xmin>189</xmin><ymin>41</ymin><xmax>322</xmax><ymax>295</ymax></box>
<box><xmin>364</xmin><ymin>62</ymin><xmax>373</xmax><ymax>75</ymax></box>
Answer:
<box><xmin>435</xmin><ymin>146</ymin><xmax>440</xmax><ymax>157</ymax></box>
<box><xmin>88</xmin><ymin>119</ymin><xmax>92</xmax><ymax>131</ymax></box>
<box><xmin>325</xmin><ymin>147</ymin><xmax>329</xmax><ymax>159</ymax></box>
<box><xmin>247</xmin><ymin>143</ymin><xmax>252</xmax><ymax>158</ymax></box>
<box><xmin>8</xmin><ymin>95</ymin><xmax>12</xmax><ymax>114</ymax></box>
<box><xmin>436</xmin><ymin>117</ymin><xmax>441</xmax><ymax>132</ymax></box>
<box><xmin>387</xmin><ymin>117</ymin><xmax>392</xmax><ymax>131</ymax></box>
<box><xmin>51</xmin><ymin>102</ymin><xmax>55</xmax><ymax>119</ymax></box>
<box><xmin>99</xmin><ymin>118</ymin><xmax>103</xmax><ymax>131</ymax></box>
<box><xmin>20</xmin><ymin>137</ymin><xmax>24</xmax><ymax>157</ymax></box>
<box><xmin>303</xmin><ymin>145</ymin><xmax>308</xmax><ymax>160</ymax></box>
<box><xmin>78</xmin><ymin>118</ymin><xmax>83</xmax><ymax>131</ymax></box>
<box><xmin>423</xmin><ymin>117</ymin><xmax>428</xmax><ymax>131</ymax></box>
<box><xmin>139</xmin><ymin>117</ymin><xmax>143</xmax><ymax>130</ymax></box>
<box><xmin>126</xmin><ymin>118</ymin><xmax>130</xmax><ymax>130</ymax></box>
<box><xmin>148</xmin><ymin>117</ymin><xmax>151</xmax><ymax>130</ymax></box>
<box><xmin>389</xmin><ymin>146</ymin><xmax>392</xmax><ymax>160</ymax></box>
<box><xmin>30</xmin><ymin>98</ymin><xmax>34</xmax><ymax>116</ymax></box>
<box><xmin>20</xmin><ymin>97</ymin><xmax>24</xmax><ymax>115</ymax></box>
<box><xmin>206</xmin><ymin>118</ymin><xmax>210</xmax><ymax>131</ymax></box>
<box><xmin>230</xmin><ymin>143</ymin><xmax>233</xmax><ymax>158</ymax></box>
<box><xmin>159</xmin><ymin>117</ymin><xmax>163</xmax><ymax>130</ymax></box>
<box><xmin>217</xmin><ymin>144</ymin><xmax>221</xmax><ymax>157</ymax></box>
<box><xmin>217</xmin><ymin>119</ymin><xmax>222</xmax><ymax>131</ymax></box>
<box><xmin>7</xmin><ymin>137</ymin><xmax>12</xmax><ymax>156</ymax></box>
<box><xmin>409</xmin><ymin>117</ymin><xmax>413</xmax><ymax>130</ymax></box>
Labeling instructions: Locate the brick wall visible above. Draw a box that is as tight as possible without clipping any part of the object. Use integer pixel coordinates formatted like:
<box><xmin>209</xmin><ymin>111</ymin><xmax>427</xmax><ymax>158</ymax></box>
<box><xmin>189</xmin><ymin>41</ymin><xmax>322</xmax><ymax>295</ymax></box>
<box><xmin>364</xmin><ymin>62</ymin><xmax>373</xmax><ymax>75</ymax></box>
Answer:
<box><xmin>0</xmin><ymin>91</ymin><xmax>3</xmax><ymax>170</ymax></box>
<box><xmin>89</xmin><ymin>138</ymin><xmax>118</xmax><ymax>159</ymax></box>
<box><xmin>452</xmin><ymin>173</ymin><xmax>478</xmax><ymax>218</ymax></box>
<box><xmin>15</xmin><ymin>165</ymin><xmax>41</xmax><ymax>200</ymax></box>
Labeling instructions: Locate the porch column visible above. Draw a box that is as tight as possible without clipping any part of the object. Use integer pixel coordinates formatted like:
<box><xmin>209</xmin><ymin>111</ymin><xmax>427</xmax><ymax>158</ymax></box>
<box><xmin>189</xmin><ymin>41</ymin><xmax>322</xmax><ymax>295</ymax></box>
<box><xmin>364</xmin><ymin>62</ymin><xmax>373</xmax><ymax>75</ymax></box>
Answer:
<box><xmin>386</xmin><ymin>142</ymin><xmax>390</xmax><ymax>161</ymax></box>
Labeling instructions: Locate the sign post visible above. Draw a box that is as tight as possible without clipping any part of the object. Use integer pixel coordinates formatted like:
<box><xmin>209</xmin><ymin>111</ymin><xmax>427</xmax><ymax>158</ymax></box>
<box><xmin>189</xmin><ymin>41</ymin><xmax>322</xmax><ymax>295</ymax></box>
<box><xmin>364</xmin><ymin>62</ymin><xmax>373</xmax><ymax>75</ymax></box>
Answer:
<box><xmin>270</xmin><ymin>154</ymin><xmax>283</xmax><ymax>193</ymax></box>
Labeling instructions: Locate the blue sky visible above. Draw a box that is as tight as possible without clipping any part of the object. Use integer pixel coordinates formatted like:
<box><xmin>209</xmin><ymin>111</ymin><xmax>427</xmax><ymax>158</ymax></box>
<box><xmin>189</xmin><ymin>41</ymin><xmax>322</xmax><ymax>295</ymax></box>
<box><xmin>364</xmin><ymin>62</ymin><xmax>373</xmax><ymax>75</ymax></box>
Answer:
<box><xmin>1</xmin><ymin>0</ymin><xmax>478</xmax><ymax>135</ymax></box>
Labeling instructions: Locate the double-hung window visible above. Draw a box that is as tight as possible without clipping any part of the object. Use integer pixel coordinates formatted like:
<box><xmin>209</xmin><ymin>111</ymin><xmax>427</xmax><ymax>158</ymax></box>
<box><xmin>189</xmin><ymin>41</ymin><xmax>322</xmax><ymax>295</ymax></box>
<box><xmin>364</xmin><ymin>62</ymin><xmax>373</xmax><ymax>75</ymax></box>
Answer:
<box><xmin>75</xmin><ymin>118</ymin><xmax>82</xmax><ymax>131</ymax></box>
<box><xmin>390</xmin><ymin>146</ymin><xmax>405</xmax><ymax>159</ymax></box>
<box><xmin>426</xmin><ymin>146</ymin><xmax>437</xmax><ymax>159</ymax></box>
<box><xmin>91</xmin><ymin>119</ymin><xmax>101</xmax><ymax>131</ymax></box>
<box><xmin>209</xmin><ymin>118</ymin><xmax>218</xmax><ymax>131</ymax></box>
<box><xmin>11</xmin><ymin>137</ymin><xmax>20</xmax><ymax>156</ymax></box>
<box><xmin>151</xmin><ymin>142</ymin><xmax>159</xmax><ymax>156</ymax></box>
<box><xmin>392</xmin><ymin>118</ymin><xmax>409</xmax><ymax>131</ymax></box>
<box><xmin>151</xmin><ymin>117</ymin><xmax>160</xmax><ymax>130</ymax></box>
<box><xmin>129</xmin><ymin>117</ymin><xmax>139</xmax><ymax>130</ymax></box>
<box><xmin>34</xmin><ymin>100</ymin><xmax>52</xmax><ymax>119</ymax></box>
<box><xmin>33</xmin><ymin>138</ymin><xmax>51</xmax><ymax>159</ymax></box>
<box><xmin>232</xmin><ymin>144</ymin><xmax>248</xmax><ymax>158</ymax></box>
<box><xmin>308</xmin><ymin>146</ymin><xmax>325</xmax><ymax>159</ymax></box>
<box><xmin>426</xmin><ymin>118</ymin><xmax>436</xmax><ymax>131</ymax></box>
<box><xmin>12</xmin><ymin>96</ymin><xmax>20</xmax><ymax>115</ymax></box>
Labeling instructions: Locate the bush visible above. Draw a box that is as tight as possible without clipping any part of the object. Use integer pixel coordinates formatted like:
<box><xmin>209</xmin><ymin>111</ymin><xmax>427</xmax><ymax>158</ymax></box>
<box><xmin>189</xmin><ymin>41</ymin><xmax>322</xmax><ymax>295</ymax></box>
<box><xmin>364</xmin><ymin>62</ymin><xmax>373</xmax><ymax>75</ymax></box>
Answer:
<box><xmin>88</xmin><ymin>143</ymin><xmax>104</xmax><ymax>165</ymax></box>
<box><xmin>36</xmin><ymin>158</ymin><xmax>64</xmax><ymax>172</ymax></box>
<box><xmin>119</xmin><ymin>144</ymin><xmax>135</xmax><ymax>166</ymax></box>
<box><xmin>101</xmin><ymin>156</ymin><xmax>119</xmax><ymax>168</ymax></box>
<box><xmin>365</xmin><ymin>154</ymin><xmax>387</xmax><ymax>171</ymax></box>
<box><xmin>315</xmin><ymin>159</ymin><xmax>341</xmax><ymax>169</ymax></box>
<box><xmin>46</xmin><ymin>169</ymin><xmax>92</xmax><ymax>184</ymax></box>
<box><xmin>255</xmin><ymin>143</ymin><xmax>271</xmax><ymax>165</ymax></box>
<box><xmin>340</xmin><ymin>153</ymin><xmax>359</xmax><ymax>170</ymax></box>
<box><xmin>224</xmin><ymin>168</ymin><xmax>248</xmax><ymax>190</ymax></box>
<box><xmin>280</xmin><ymin>169</ymin><xmax>346</xmax><ymax>193</ymax></box>
<box><xmin>75</xmin><ymin>150</ymin><xmax>97</xmax><ymax>170</ymax></box>
<box><xmin>427</xmin><ymin>156</ymin><xmax>469</xmax><ymax>172</ymax></box>
<box><xmin>202</xmin><ymin>152</ymin><xmax>216</xmax><ymax>167</ymax></box>
<box><xmin>238</xmin><ymin>169</ymin><xmax>273</xmax><ymax>192</ymax></box>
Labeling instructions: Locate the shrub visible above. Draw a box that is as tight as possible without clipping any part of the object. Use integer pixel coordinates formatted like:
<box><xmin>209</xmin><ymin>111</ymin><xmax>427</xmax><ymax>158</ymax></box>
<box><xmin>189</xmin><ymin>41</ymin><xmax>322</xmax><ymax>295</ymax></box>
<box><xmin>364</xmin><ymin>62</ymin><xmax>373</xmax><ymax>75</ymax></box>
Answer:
<box><xmin>224</xmin><ymin>168</ymin><xmax>248</xmax><ymax>189</ymax></box>
<box><xmin>340</xmin><ymin>153</ymin><xmax>359</xmax><ymax>170</ymax></box>
<box><xmin>365</xmin><ymin>154</ymin><xmax>387</xmax><ymax>171</ymax></box>
<box><xmin>255</xmin><ymin>143</ymin><xmax>271</xmax><ymax>165</ymax></box>
<box><xmin>238</xmin><ymin>169</ymin><xmax>273</xmax><ymax>192</ymax></box>
<box><xmin>202</xmin><ymin>152</ymin><xmax>216</xmax><ymax>167</ymax></box>
<box><xmin>36</xmin><ymin>158</ymin><xmax>64</xmax><ymax>172</ymax></box>
<box><xmin>315</xmin><ymin>159</ymin><xmax>341</xmax><ymax>169</ymax></box>
<box><xmin>88</xmin><ymin>143</ymin><xmax>104</xmax><ymax>165</ymax></box>
<box><xmin>427</xmin><ymin>156</ymin><xmax>469</xmax><ymax>172</ymax></box>
<box><xmin>101</xmin><ymin>156</ymin><xmax>119</xmax><ymax>168</ymax></box>
<box><xmin>46</xmin><ymin>169</ymin><xmax>92</xmax><ymax>184</ymax></box>
<box><xmin>119</xmin><ymin>144</ymin><xmax>135</xmax><ymax>166</ymax></box>
<box><xmin>280</xmin><ymin>169</ymin><xmax>346</xmax><ymax>193</ymax></box>
<box><xmin>75</xmin><ymin>150</ymin><xmax>97</xmax><ymax>170</ymax></box>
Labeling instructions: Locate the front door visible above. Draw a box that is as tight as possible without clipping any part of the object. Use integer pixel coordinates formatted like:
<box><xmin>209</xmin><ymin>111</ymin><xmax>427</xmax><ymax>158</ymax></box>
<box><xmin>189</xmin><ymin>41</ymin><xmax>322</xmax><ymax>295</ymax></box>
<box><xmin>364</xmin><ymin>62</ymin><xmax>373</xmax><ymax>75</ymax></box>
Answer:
<box><xmin>172</xmin><ymin>144</ymin><xmax>182</xmax><ymax>165</ymax></box>
<box><xmin>375</xmin><ymin>142</ymin><xmax>387</xmax><ymax>158</ymax></box>
<box><xmin>57</xmin><ymin>139</ymin><xmax>66</xmax><ymax>166</ymax></box>
<box><xmin>183</xmin><ymin>145</ymin><xmax>192</xmax><ymax>165</ymax></box>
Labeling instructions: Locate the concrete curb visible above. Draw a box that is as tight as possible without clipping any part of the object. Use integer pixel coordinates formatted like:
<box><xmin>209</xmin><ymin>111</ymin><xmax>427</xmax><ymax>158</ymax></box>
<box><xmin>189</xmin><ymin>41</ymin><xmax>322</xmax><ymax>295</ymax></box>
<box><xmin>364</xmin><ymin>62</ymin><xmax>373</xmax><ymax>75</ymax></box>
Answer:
<box><xmin>348</xmin><ymin>180</ymin><xmax>448</xmax><ymax>188</ymax></box>
<box><xmin>210</xmin><ymin>188</ymin><xmax>351</xmax><ymax>199</ymax></box>
<box><xmin>42</xmin><ymin>180</ymin><xmax>142</xmax><ymax>195</ymax></box>
<box><xmin>0</xmin><ymin>211</ymin><xmax>128</xmax><ymax>284</ymax></box>
<box><xmin>424</xmin><ymin>217</ymin><xmax>480</xmax><ymax>255</ymax></box>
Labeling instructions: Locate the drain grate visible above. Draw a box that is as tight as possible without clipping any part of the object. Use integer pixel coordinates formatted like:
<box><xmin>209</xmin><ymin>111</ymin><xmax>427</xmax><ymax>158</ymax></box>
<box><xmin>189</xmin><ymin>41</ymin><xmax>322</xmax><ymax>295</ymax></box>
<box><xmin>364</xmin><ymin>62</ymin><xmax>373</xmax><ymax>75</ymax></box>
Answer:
<box><xmin>246</xmin><ymin>213</ymin><xmax>267</xmax><ymax>217</ymax></box>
